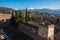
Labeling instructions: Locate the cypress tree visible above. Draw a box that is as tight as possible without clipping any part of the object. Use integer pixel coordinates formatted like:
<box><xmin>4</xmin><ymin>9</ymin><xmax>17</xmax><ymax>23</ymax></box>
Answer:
<box><xmin>18</xmin><ymin>11</ymin><xmax>22</xmax><ymax>21</ymax></box>
<box><xmin>38</xmin><ymin>17</ymin><xmax>42</xmax><ymax>25</ymax></box>
<box><xmin>25</xmin><ymin>8</ymin><xmax>28</xmax><ymax>23</ymax></box>
<box><xmin>11</xmin><ymin>11</ymin><xmax>16</xmax><ymax>25</ymax></box>
<box><xmin>18</xmin><ymin>11</ymin><xmax>21</xmax><ymax>21</ymax></box>
<box><xmin>56</xmin><ymin>16</ymin><xmax>59</xmax><ymax>24</ymax></box>
<box><xmin>15</xmin><ymin>11</ymin><xmax>18</xmax><ymax>22</ymax></box>
<box><xmin>27</xmin><ymin>13</ymin><xmax>30</xmax><ymax>21</ymax></box>
<box><xmin>10</xmin><ymin>10</ymin><xmax>13</xmax><ymax>24</ymax></box>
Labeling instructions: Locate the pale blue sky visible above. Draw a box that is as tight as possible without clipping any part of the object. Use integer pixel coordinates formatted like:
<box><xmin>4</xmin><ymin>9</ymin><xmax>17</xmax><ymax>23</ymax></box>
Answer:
<box><xmin>0</xmin><ymin>0</ymin><xmax>60</xmax><ymax>9</ymax></box>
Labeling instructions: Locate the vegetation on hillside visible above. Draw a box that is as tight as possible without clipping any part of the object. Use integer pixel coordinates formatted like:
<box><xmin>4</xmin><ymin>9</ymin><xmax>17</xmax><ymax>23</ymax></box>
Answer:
<box><xmin>0</xmin><ymin>7</ymin><xmax>15</xmax><ymax>14</ymax></box>
<box><xmin>1</xmin><ymin>7</ymin><xmax>59</xmax><ymax>25</ymax></box>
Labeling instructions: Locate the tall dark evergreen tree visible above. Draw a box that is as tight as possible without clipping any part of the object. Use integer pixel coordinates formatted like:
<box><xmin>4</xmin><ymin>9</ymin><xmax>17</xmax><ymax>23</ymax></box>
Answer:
<box><xmin>15</xmin><ymin>11</ymin><xmax>19</xmax><ymax>27</ymax></box>
<box><xmin>28</xmin><ymin>15</ymin><xmax>30</xmax><ymax>21</ymax></box>
<box><xmin>38</xmin><ymin>17</ymin><xmax>42</xmax><ymax>25</ymax></box>
<box><xmin>18</xmin><ymin>11</ymin><xmax>20</xmax><ymax>20</ymax></box>
<box><xmin>18</xmin><ymin>11</ymin><xmax>22</xmax><ymax>21</ymax></box>
<box><xmin>11</xmin><ymin>11</ymin><xmax>16</xmax><ymax>25</ymax></box>
<box><xmin>25</xmin><ymin>8</ymin><xmax>28</xmax><ymax>23</ymax></box>
<box><xmin>15</xmin><ymin>11</ymin><xmax>18</xmax><ymax>22</ymax></box>
<box><xmin>11</xmin><ymin>11</ymin><xmax>13</xmax><ymax>24</ymax></box>
<box><xmin>56</xmin><ymin>16</ymin><xmax>59</xmax><ymax>24</ymax></box>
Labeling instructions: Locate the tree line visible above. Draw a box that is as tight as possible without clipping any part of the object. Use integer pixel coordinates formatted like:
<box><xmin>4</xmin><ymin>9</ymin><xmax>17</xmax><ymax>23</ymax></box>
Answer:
<box><xmin>10</xmin><ymin>8</ymin><xmax>30</xmax><ymax>26</ymax></box>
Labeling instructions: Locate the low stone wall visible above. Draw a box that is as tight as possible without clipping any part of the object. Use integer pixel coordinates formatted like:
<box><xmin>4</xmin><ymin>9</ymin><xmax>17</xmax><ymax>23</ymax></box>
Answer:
<box><xmin>17</xmin><ymin>21</ymin><xmax>47</xmax><ymax>40</ymax></box>
<box><xmin>18</xmin><ymin>21</ymin><xmax>39</xmax><ymax>40</ymax></box>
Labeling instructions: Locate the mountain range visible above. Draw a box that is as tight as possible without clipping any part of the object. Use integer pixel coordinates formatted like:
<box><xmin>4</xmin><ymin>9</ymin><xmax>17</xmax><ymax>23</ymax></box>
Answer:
<box><xmin>0</xmin><ymin>7</ymin><xmax>60</xmax><ymax>15</ymax></box>
<box><xmin>30</xmin><ymin>8</ymin><xmax>60</xmax><ymax>15</ymax></box>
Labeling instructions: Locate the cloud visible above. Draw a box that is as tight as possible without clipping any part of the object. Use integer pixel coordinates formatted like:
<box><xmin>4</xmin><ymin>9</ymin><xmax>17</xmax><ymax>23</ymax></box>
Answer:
<box><xmin>28</xmin><ymin>7</ymin><xmax>35</xmax><ymax>9</ymax></box>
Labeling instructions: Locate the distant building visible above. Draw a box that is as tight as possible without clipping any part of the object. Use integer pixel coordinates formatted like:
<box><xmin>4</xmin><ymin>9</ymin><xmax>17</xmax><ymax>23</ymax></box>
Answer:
<box><xmin>0</xmin><ymin>13</ymin><xmax>11</xmax><ymax>22</ymax></box>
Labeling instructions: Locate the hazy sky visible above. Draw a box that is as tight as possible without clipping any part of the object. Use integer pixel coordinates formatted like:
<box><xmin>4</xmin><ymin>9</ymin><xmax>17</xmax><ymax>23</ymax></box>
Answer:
<box><xmin>0</xmin><ymin>0</ymin><xmax>60</xmax><ymax>9</ymax></box>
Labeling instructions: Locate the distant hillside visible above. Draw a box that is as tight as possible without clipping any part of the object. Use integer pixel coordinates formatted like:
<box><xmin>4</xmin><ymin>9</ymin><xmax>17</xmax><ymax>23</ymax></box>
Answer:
<box><xmin>0</xmin><ymin>7</ymin><xmax>60</xmax><ymax>16</ymax></box>
<box><xmin>0</xmin><ymin>7</ymin><xmax>15</xmax><ymax>14</ymax></box>
<box><xmin>33</xmin><ymin>8</ymin><xmax>60</xmax><ymax>15</ymax></box>
<box><xmin>18</xmin><ymin>8</ymin><xmax>60</xmax><ymax>15</ymax></box>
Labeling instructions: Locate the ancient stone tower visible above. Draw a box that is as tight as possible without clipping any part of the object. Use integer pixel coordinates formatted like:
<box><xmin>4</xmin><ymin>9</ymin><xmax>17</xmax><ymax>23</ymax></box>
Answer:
<box><xmin>48</xmin><ymin>24</ymin><xmax>54</xmax><ymax>40</ymax></box>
